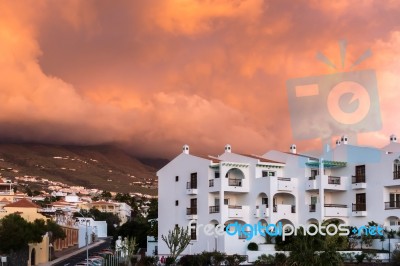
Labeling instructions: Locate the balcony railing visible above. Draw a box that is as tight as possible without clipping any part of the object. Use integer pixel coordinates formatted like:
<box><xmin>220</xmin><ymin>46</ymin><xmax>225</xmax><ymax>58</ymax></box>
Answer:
<box><xmin>352</xmin><ymin>203</ymin><xmax>366</xmax><ymax>212</ymax></box>
<box><xmin>186</xmin><ymin>207</ymin><xmax>197</xmax><ymax>215</ymax></box>
<box><xmin>328</xmin><ymin>176</ymin><xmax>341</xmax><ymax>185</ymax></box>
<box><xmin>309</xmin><ymin>204</ymin><xmax>316</xmax><ymax>212</ymax></box>
<box><xmin>209</xmin><ymin>206</ymin><xmax>220</xmax><ymax>213</ymax></box>
<box><xmin>228</xmin><ymin>178</ymin><xmax>242</xmax><ymax>187</ymax></box>
<box><xmin>273</xmin><ymin>205</ymin><xmax>295</xmax><ymax>213</ymax></box>
<box><xmin>238</xmin><ymin>232</ymin><xmax>249</xmax><ymax>239</ymax></box>
<box><xmin>385</xmin><ymin>201</ymin><xmax>400</xmax><ymax>209</ymax></box>
<box><xmin>209</xmin><ymin>179</ymin><xmax>214</xmax><ymax>187</ymax></box>
<box><xmin>352</xmin><ymin>175</ymin><xmax>366</xmax><ymax>183</ymax></box>
<box><xmin>325</xmin><ymin>204</ymin><xmax>347</xmax><ymax>208</ymax></box>
<box><xmin>186</xmin><ymin>182</ymin><xmax>197</xmax><ymax>189</ymax></box>
<box><xmin>394</xmin><ymin>171</ymin><xmax>400</xmax><ymax>180</ymax></box>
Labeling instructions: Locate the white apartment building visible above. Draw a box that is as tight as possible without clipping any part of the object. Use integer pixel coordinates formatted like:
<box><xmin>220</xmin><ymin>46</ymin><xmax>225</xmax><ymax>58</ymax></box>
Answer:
<box><xmin>158</xmin><ymin>136</ymin><xmax>400</xmax><ymax>255</ymax></box>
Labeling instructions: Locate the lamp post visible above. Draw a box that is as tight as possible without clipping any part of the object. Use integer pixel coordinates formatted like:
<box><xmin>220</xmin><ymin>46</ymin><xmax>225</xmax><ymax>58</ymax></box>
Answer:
<box><xmin>78</xmin><ymin>211</ymin><xmax>90</xmax><ymax>265</ymax></box>
<box><xmin>49</xmin><ymin>243</ymin><xmax>53</xmax><ymax>262</ymax></box>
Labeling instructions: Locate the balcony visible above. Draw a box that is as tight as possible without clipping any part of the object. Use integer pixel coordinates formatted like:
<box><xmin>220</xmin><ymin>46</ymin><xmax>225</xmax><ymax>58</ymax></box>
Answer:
<box><xmin>306</xmin><ymin>178</ymin><xmax>318</xmax><ymax>191</ymax></box>
<box><xmin>322</xmin><ymin>175</ymin><xmax>346</xmax><ymax>191</ymax></box>
<box><xmin>324</xmin><ymin>204</ymin><xmax>348</xmax><ymax>217</ymax></box>
<box><xmin>227</xmin><ymin>205</ymin><xmax>250</xmax><ymax>218</ymax></box>
<box><xmin>209</xmin><ymin>205</ymin><xmax>220</xmax><ymax>213</ymax></box>
<box><xmin>328</xmin><ymin>176</ymin><xmax>341</xmax><ymax>185</ymax></box>
<box><xmin>394</xmin><ymin>171</ymin><xmax>400</xmax><ymax>180</ymax></box>
<box><xmin>253</xmin><ymin>205</ymin><xmax>269</xmax><ymax>218</ymax></box>
<box><xmin>273</xmin><ymin>204</ymin><xmax>295</xmax><ymax>213</ymax></box>
<box><xmin>277</xmin><ymin>177</ymin><xmax>295</xmax><ymax>191</ymax></box>
<box><xmin>385</xmin><ymin>201</ymin><xmax>400</xmax><ymax>210</ymax></box>
<box><xmin>186</xmin><ymin>207</ymin><xmax>198</xmax><ymax>219</ymax></box>
<box><xmin>186</xmin><ymin>182</ymin><xmax>198</xmax><ymax>195</ymax></box>
<box><xmin>352</xmin><ymin>175</ymin><xmax>367</xmax><ymax>189</ymax></box>
<box><xmin>228</xmin><ymin>178</ymin><xmax>242</xmax><ymax>187</ymax></box>
<box><xmin>352</xmin><ymin>203</ymin><xmax>367</xmax><ymax>216</ymax></box>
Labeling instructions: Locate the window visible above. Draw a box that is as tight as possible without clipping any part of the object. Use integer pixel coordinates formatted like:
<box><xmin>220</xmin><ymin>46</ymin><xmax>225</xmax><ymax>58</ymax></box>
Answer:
<box><xmin>215</xmin><ymin>172</ymin><xmax>220</xmax><ymax>178</ymax></box>
<box><xmin>175</xmin><ymin>200</ymin><xmax>179</xmax><ymax>206</ymax></box>
<box><xmin>262</xmin><ymin>171</ymin><xmax>275</xmax><ymax>177</ymax></box>
<box><xmin>190</xmin><ymin>173</ymin><xmax>197</xmax><ymax>189</ymax></box>
<box><xmin>175</xmin><ymin>176</ymin><xmax>179</xmax><ymax>182</ymax></box>
<box><xmin>394</xmin><ymin>160</ymin><xmax>400</xmax><ymax>179</ymax></box>
<box><xmin>355</xmin><ymin>165</ymin><xmax>365</xmax><ymax>177</ymax></box>
<box><xmin>311</xmin><ymin>196</ymin><xmax>317</xmax><ymax>205</ymax></box>
<box><xmin>389</xmin><ymin>218</ymin><xmax>400</xmax><ymax>226</ymax></box>
<box><xmin>261</xmin><ymin>197</ymin><xmax>268</xmax><ymax>205</ymax></box>
<box><xmin>190</xmin><ymin>223</ymin><xmax>197</xmax><ymax>240</ymax></box>
<box><xmin>310</xmin><ymin>169</ymin><xmax>318</xmax><ymax>180</ymax></box>
<box><xmin>389</xmin><ymin>193</ymin><xmax>400</xmax><ymax>208</ymax></box>
<box><xmin>354</xmin><ymin>193</ymin><xmax>366</xmax><ymax>211</ymax></box>
<box><xmin>224</xmin><ymin>198</ymin><xmax>229</xmax><ymax>205</ymax></box>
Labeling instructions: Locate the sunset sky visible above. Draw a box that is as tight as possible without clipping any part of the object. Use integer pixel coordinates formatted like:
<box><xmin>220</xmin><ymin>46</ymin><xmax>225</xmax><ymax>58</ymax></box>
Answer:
<box><xmin>1</xmin><ymin>0</ymin><xmax>400</xmax><ymax>158</ymax></box>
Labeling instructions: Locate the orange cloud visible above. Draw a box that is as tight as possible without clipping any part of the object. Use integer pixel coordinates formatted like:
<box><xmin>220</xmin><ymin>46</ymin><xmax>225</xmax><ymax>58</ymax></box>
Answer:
<box><xmin>0</xmin><ymin>1</ymin><xmax>400</xmax><ymax>158</ymax></box>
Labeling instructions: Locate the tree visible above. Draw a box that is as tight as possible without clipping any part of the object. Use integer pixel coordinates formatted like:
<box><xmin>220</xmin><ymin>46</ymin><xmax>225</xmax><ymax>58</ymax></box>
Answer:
<box><xmin>100</xmin><ymin>190</ymin><xmax>112</xmax><ymax>201</ymax></box>
<box><xmin>146</xmin><ymin>199</ymin><xmax>158</xmax><ymax>220</ymax></box>
<box><xmin>0</xmin><ymin>214</ymin><xmax>48</xmax><ymax>253</ymax></box>
<box><xmin>46</xmin><ymin>219</ymin><xmax>66</xmax><ymax>241</ymax></box>
<box><xmin>161</xmin><ymin>226</ymin><xmax>191</xmax><ymax>262</ymax></box>
<box><xmin>0</xmin><ymin>214</ymin><xmax>35</xmax><ymax>252</ymax></box>
<box><xmin>115</xmin><ymin>220</ymin><xmax>149</xmax><ymax>248</ymax></box>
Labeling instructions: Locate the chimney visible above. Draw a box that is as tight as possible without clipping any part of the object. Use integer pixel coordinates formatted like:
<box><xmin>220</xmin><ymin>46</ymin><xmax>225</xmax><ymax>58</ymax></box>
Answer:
<box><xmin>336</xmin><ymin>139</ymin><xmax>341</xmax><ymax>146</ymax></box>
<box><xmin>341</xmin><ymin>135</ymin><xmax>348</xmax><ymax>145</ymax></box>
<box><xmin>390</xmin><ymin>134</ymin><xmax>397</xmax><ymax>143</ymax></box>
<box><xmin>225</xmin><ymin>144</ymin><xmax>232</xmax><ymax>153</ymax></box>
<box><xmin>182</xmin><ymin>145</ymin><xmax>189</xmax><ymax>154</ymax></box>
<box><xmin>290</xmin><ymin>144</ymin><xmax>297</xmax><ymax>154</ymax></box>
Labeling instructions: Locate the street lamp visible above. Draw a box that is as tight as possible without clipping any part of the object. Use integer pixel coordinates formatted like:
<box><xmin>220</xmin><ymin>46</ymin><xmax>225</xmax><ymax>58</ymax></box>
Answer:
<box><xmin>48</xmin><ymin>243</ymin><xmax>53</xmax><ymax>262</ymax></box>
<box><xmin>78</xmin><ymin>211</ymin><xmax>91</xmax><ymax>265</ymax></box>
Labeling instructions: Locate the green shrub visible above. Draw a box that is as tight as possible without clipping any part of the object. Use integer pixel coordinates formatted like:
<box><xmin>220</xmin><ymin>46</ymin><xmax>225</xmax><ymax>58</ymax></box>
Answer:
<box><xmin>275</xmin><ymin>253</ymin><xmax>287</xmax><ymax>266</ymax></box>
<box><xmin>354</xmin><ymin>252</ymin><xmax>366</xmax><ymax>263</ymax></box>
<box><xmin>254</xmin><ymin>254</ymin><xmax>275</xmax><ymax>265</ymax></box>
<box><xmin>211</xmin><ymin>251</ymin><xmax>226</xmax><ymax>266</ymax></box>
<box><xmin>165</xmin><ymin>256</ymin><xmax>175</xmax><ymax>265</ymax></box>
<box><xmin>225</xmin><ymin>254</ymin><xmax>246</xmax><ymax>266</ymax></box>
<box><xmin>138</xmin><ymin>256</ymin><xmax>158</xmax><ymax>266</ymax></box>
<box><xmin>392</xmin><ymin>250</ymin><xmax>400</xmax><ymax>265</ymax></box>
<box><xmin>248</xmin><ymin>242</ymin><xmax>259</xmax><ymax>251</ymax></box>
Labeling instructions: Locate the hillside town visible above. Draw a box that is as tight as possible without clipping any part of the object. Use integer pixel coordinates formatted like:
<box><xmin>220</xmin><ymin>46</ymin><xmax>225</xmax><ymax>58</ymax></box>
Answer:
<box><xmin>0</xmin><ymin>173</ymin><xmax>157</xmax><ymax>265</ymax></box>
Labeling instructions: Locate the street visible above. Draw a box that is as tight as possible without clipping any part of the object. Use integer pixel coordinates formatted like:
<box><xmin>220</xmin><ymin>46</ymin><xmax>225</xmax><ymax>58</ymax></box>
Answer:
<box><xmin>53</xmin><ymin>238</ymin><xmax>112</xmax><ymax>266</ymax></box>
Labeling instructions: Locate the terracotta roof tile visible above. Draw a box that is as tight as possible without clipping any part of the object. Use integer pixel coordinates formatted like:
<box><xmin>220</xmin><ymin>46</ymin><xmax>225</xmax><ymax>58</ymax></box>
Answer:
<box><xmin>4</xmin><ymin>198</ymin><xmax>40</xmax><ymax>208</ymax></box>
<box><xmin>0</xmin><ymin>197</ymin><xmax>10</xmax><ymax>203</ymax></box>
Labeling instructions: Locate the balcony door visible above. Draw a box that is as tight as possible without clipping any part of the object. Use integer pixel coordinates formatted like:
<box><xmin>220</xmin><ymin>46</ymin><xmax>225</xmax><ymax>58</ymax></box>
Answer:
<box><xmin>389</xmin><ymin>193</ymin><xmax>400</xmax><ymax>208</ymax></box>
<box><xmin>190</xmin><ymin>173</ymin><xmax>197</xmax><ymax>189</ymax></box>
<box><xmin>355</xmin><ymin>193</ymin><xmax>366</xmax><ymax>211</ymax></box>
<box><xmin>355</xmin><ymin>165</ymin><xmax>365</xmax><ymax>177</ymax></box>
